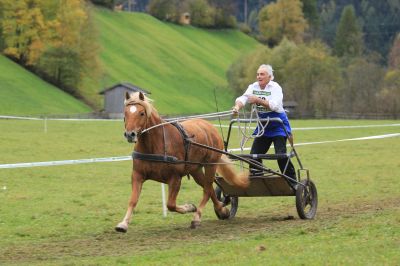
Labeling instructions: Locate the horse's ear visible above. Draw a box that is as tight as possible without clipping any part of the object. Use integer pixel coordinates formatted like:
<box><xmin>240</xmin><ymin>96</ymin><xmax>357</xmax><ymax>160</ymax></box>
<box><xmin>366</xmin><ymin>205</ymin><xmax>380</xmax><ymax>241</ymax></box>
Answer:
<box><xmin>125</xmin><ymin>91</ymin><xmax>130</xmax><ymax>100</ymax></box>
<box><xmin>139</xmin><ymin>92</ymin><xmax>145</xmax><ymax>101</ymax></box>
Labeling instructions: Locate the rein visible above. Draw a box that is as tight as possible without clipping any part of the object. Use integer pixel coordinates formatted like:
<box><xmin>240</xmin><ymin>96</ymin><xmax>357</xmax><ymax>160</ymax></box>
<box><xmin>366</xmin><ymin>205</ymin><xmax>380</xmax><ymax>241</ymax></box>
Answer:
<box><xmin>131</xmin><ymin>110</ymin><xmax>233</xmax><ymax>166</ymax></box>
<box><xmin>140</xmin><ymin>110</ymin><xmax>233</xmax><ymax>134</ymax></box>
<box><xmin>132</xmin><ymin>120</ymin><xmax>229</xmax><ymax>166</ymax></box>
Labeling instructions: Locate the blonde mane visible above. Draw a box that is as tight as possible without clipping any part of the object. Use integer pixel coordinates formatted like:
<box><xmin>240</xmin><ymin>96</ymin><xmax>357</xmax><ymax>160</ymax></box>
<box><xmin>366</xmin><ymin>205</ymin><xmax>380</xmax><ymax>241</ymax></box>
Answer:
<box><xmin>124</xmin><ymin>92</ymin><xmax>156</xmax><ymax>118</ymax></box>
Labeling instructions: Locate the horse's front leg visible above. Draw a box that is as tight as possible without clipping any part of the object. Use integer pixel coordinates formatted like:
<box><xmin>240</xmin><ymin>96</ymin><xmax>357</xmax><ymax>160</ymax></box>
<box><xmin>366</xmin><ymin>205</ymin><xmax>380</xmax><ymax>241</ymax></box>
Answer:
<box><xmin>115</xmin><ymin>170</ymin><xmax>144</xmax><ymax>233</ymax></box>
<box><xmin>167</xmin><ymin>176</ymin><xmax>197</xmax><ymax>214</ymax></box>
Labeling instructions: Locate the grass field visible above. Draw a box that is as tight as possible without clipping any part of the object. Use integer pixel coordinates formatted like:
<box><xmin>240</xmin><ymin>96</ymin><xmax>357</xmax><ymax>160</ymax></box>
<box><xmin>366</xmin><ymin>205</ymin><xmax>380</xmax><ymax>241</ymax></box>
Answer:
<box><xmin>89</xmin><ymin>8</ymin><xmax>260</xmax><ymax>112</ymax></box>
<box><xmin>0</xmin><ymin>118</ymin><xmax>399</xmax><ymax>265</ymax></box>
<box><xmin>0</xmin><ymin>55</ymin><xmax>91</xmax><ymax>116</ymax></box>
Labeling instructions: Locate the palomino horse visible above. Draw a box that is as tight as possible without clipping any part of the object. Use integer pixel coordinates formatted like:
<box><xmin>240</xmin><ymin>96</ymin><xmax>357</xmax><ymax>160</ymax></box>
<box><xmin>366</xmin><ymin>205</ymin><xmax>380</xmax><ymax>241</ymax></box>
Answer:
<box><xmin>115</xmin><ymin>92</ymin><xmax>249</xmax><ymax>232</ymax></box>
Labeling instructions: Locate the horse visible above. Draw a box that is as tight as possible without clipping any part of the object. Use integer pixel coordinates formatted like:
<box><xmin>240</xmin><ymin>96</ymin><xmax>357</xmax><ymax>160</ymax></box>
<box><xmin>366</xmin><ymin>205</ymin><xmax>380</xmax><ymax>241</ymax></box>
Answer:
<box><xmin>115</xmin><ymin>92</ymin><xmax>249</xmax><ymax>232</ymax></box>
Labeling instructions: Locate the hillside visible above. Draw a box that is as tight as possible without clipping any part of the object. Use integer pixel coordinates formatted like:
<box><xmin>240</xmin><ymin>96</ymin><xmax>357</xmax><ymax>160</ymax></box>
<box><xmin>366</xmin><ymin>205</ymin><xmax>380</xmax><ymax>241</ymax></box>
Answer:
<box><xmin>85</xmin><ymin>8</ymin><xmax>260</xmax><ymax>114</ymax></box>
<box><xmin>0</xmin><ymin>55</ymin><xmax>91</xmax><ymax>116</ymax></box>
<box><xmin>0</xmin><ymin>9</ymin><xmax>260</xmax><ymax>116</ymax></box>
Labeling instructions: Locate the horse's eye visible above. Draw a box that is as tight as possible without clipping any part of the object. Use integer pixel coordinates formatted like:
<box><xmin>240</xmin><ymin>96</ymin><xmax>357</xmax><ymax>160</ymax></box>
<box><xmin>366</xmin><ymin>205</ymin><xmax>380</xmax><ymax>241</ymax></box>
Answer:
<box><xmin>140</xmin><ymin>112</ymin><xmax>145</xmax><ymax>116</ymax></box>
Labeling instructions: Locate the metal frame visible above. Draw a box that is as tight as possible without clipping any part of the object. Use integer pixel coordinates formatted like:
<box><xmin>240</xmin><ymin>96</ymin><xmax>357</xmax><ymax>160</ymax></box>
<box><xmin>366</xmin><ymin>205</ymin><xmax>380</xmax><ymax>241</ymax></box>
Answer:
<box><xmin>215</xmin><ymin>118</ymin><xmax>309</xmax><ymax>197</ymax></box>
<box><xmin>213</xmin><ymin>117</ymin><xmax>318</xmax><ymax>220</ymax></box>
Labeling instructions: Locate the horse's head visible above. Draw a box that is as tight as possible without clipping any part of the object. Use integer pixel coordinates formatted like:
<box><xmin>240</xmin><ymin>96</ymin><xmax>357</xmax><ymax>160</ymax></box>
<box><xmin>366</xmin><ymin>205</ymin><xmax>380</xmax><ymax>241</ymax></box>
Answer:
<box><xmin>123</xmin><ymin>91</ymin><xmax>153</xmax><ymax>143</ymax></box>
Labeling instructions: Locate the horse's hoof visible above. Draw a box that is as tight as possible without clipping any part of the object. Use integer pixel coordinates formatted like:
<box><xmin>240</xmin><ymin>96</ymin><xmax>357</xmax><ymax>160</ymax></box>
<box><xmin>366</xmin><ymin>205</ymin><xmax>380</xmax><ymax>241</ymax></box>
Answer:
<box><xmin>219</xmin><ymin>207</ymin><xmax>231</xmax><ymax>220</ymax></box>
<box><xmin>190</xmin><ymin>220</ymin><xmax>201</xmax><ymax>229</ymax></box>
<box><xmin>115</xmin><ymin>223</ymin><xmax>128</xmax><ymax>233</ymax></box>
<box><xmin>186</xmin><ymin>203</ymin><xmax>197</xmax><ymax>212</ymax></box>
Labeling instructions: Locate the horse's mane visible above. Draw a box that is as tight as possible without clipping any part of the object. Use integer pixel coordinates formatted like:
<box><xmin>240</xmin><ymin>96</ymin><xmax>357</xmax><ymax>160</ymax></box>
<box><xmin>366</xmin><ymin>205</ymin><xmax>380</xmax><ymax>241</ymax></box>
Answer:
<box><xmin>124</xmin><ymin>92</ymin><xmax>157</xmax><ymax>118</ymax></box>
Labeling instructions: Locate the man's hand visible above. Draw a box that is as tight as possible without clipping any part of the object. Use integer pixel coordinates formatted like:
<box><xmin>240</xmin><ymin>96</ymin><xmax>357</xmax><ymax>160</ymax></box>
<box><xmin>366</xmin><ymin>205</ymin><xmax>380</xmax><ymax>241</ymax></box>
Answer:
<box><xmin>247</xmin><ymin>95</ymin><xmax>260</xmax><ymax>104</ymax></box>
<box><xmin>232</xmin><ymin>105</ymin><xmax>239</xmax><ymax>114</ymax></box>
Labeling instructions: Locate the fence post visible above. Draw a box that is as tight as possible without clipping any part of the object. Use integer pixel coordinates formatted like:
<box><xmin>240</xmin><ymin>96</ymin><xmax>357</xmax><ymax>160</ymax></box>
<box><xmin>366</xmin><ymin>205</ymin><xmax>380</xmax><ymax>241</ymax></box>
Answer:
<box><xmin>161</xmin><ymin>183</ymin><xmax>167</xmax><ymax>217</ymax></box>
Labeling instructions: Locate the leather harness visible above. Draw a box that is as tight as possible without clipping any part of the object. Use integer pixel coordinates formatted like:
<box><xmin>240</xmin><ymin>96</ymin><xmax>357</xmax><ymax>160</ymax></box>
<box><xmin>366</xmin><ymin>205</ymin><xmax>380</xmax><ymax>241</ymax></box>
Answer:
<box><xmin>132</xmin><ymin>122</ymin><xmax>192</xmax><ymax>165</ymax></box>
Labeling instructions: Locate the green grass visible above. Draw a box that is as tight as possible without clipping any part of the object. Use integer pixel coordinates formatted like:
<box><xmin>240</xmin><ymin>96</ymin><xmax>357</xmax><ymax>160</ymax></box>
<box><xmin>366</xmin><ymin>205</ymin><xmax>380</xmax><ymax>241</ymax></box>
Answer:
<box><xmin>0</xmin><ymin>119</ymin><xmax>399</xmax><ymax>265</ymax></box>
<box><xmin>0</xmin><ymin>9</ymin><xmax>259</xmax><ymax>115</ymax></box>
<box><xmin>87</xmin><ymin>9</ymin><xmax>260</xmax><ymax>113</ymax></box>
<box><xmin>0</xmin><ymin>55</ymin><xmax>92</xmax><ymax>116</ymax></box>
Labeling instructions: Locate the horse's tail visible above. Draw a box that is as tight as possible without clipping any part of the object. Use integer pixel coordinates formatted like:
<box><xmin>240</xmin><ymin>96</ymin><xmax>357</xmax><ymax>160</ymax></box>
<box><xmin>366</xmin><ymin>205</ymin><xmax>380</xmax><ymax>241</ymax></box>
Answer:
<box><xmin>217</xmin><ymin>155</ymin><xmax>249</xmax><ymax>188</ymax></box>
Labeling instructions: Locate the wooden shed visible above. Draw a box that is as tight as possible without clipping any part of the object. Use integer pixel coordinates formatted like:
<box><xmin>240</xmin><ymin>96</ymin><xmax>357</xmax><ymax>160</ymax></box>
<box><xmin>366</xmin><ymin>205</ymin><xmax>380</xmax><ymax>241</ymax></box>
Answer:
<box><xmin>100</xmin><ymin>82</ymin><xmax>151</xmax><ymax>118</ymax></box>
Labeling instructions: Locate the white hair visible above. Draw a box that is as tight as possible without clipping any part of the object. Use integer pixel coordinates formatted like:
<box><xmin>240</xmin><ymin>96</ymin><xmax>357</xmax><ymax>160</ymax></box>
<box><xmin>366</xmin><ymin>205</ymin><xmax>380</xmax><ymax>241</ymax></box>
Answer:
<box><xmin>258</xmin><ymin>64</ymin><xmax>274</xmax><ymax>80</ymax></box>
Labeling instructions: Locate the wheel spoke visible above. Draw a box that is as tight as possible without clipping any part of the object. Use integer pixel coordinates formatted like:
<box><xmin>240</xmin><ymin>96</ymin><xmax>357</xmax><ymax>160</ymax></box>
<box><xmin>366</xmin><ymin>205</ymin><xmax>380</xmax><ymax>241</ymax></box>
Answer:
<box><xmin>296</xmin><ymin>179</ymin><xmax>318</xmax><ymax>219</ymax></box>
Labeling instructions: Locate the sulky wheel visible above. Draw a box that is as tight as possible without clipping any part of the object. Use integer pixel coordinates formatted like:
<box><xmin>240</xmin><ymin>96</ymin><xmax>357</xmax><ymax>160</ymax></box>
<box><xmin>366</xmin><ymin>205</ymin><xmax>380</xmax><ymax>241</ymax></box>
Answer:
<box><xmin>296</xmin><ymin>179</ymin><xmax>318</xmax><ymax>219</ymax></box>
<box><xmin>214</xmin><ymin>185</ymin><xmax>238</xmax><ymax>219</ymax></box>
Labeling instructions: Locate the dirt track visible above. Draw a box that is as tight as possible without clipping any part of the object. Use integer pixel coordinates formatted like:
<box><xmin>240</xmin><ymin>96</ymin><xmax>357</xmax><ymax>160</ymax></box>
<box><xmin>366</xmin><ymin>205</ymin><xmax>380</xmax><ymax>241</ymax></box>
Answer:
<box><xmin>2</xmin><ymin>197</ymin><xmax>399</xmax><ymax>264</ymax></box>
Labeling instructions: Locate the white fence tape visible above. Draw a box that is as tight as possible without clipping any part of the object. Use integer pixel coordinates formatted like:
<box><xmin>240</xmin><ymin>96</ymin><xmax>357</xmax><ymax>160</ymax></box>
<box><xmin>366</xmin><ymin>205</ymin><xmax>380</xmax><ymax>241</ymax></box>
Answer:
<box><xmin>217</xmin><ymin>123</ymin><xmax>400</xmax><ymax>130</ymax></box>
<box><xmin>1</xmin><ymin>115</ymin><xmax>399</xmax><ymax>130</ymax></box>
<box><xmin>0</xmin><ymin>156</ymin><xmax>131</xmax><ymax>169</ymax></box>
<box><xmin>0</xmin><ymin>115</ymin><xmax>121</xmax><ymax>121</ymax></box>
<box><xmin>0</xmin><ymin>133</ymin><xmax>399</xmax><ymax>169</ymax></box>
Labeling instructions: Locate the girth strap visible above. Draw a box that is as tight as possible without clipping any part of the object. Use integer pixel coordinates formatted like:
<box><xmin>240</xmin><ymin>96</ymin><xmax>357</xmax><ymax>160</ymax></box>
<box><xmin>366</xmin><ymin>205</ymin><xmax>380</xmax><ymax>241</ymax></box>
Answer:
<box><xmin>132</xmin><ymin>151</ymin><xmax>179</xmax><ymax>163</ymax></box>
<box><xmin>171</xmin><ymin>122</ymin><xmax>191</xmax><ymax>163</ymax></box>
<box><xmin>131</xmin><ymin>122</ymin><xmax>192</xmax><ymax>167</ymax></box>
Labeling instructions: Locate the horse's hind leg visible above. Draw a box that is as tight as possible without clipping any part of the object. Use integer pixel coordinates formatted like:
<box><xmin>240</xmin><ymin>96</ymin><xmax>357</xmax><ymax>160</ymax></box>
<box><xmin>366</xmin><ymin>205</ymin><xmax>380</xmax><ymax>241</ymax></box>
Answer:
<box><xmin>166</xmin><ymin>176</ymin><xmax>197</xmax><ymax>214</ymax></box>
<box><xmin>190</xmin><ymin>166</ymin><xmax>224</xmax><ymax>228</ymax></box>
<box><xmin>115</xmin><ymin>171</ymin><xmax>144</xmax><ymax>233</ymax></box>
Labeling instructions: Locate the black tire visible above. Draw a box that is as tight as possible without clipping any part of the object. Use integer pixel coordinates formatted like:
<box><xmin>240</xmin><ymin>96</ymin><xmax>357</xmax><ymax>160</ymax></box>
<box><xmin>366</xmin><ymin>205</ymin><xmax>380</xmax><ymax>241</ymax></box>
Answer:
<box><xmin>214</xmin><ymin>185</ymin><xmax>238</xmax><ymax>219</ymax></box>
<box><xmin>296</xmin><ymin>179</ymin><xmax>318</xmax><ymax>219</ymax></box>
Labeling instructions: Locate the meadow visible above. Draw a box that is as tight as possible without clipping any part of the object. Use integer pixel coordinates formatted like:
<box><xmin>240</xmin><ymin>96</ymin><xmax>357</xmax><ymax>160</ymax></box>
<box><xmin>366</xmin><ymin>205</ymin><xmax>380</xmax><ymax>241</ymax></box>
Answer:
<box><xmin>0</xmin><ymin>118</ymin><xmax>399</xmax><ymax>265</ymax></box>
<box><xmin>0</xmin><ymin>55</ymin><xmax>91</xmax><ymax>116</ymax></box>
<box><xmin>87</xmin><ymin>8</ymin><xmax>260</xmax><ymax>112</ymax></box>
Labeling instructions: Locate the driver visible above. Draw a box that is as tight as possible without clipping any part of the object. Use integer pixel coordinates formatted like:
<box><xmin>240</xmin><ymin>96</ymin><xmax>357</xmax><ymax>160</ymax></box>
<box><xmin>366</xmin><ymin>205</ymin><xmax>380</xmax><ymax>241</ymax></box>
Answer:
<box><xmin>232</xmin><ymin>64</ymin><xmax>296</xmax><ymax>186</ymax></box>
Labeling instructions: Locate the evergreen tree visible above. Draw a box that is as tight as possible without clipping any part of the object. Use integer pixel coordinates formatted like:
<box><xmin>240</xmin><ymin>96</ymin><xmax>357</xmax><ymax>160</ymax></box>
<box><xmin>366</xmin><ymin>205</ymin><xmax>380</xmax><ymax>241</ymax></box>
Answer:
<box><xmin>300</xmin><ymin>0</ymin><xmax>319</xmax><ymax>31</ymax></box>
<box><xmin>318</xmin><ymin>0</ymin><xmax>336</xmax><ymax>47</ymax></box>
<box><xmin>334</xmin><ymin>5</ymin><xmax>363</xmax><ymax>58</ymax></box>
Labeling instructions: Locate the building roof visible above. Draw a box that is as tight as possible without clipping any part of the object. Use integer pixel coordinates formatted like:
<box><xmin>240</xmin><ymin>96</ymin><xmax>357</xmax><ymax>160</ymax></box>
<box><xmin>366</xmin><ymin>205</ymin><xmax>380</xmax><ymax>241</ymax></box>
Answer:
<box><xmin>99</xmin><ymin>82</ymin><xmax>151</xmax><ymax>95</ymax></box>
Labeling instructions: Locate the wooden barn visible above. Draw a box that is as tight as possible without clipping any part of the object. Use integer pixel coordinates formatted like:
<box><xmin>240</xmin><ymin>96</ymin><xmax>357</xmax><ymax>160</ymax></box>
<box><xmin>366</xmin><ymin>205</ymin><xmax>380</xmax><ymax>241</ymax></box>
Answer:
<box><xmin>100</xmin><ymin>82</ymin><xmax>151</xmax><ymax>118</ymax></box>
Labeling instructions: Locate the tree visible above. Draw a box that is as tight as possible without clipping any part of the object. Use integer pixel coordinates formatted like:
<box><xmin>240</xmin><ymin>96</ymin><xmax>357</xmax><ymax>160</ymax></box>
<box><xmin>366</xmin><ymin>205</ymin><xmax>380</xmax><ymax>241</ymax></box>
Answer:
<box><xmin>343</xmin><ymin>57</ymin><xmax>384</xmax><ymax>114</ymax></box>
<box><xmin>38</xmin><ymin>0</ymin><xmax>101</xmax><ymax>94</ymax></box>
<box><xmin>1</xmin><ymin>0</ymin><xmax>48</xmax><ymax>65</ymax></box>
<box><xmin>209</xmin><ymin>0</ymin><xmax>237</xmax><ymax>28</ymax></box>
<box><xmin>247</xmin><ymin>9</ymin><xmax>258</xmax><ymax>33</ymax></box>
<box><xmin>283</xmin><ymin>41</ymin><xmax>342</xmax><ymax>116</ymax></box>
<box><xmin>258</xmin><ymin>0</ymin><xmax>308</xmax><ymax>46</ymax></box>
<box><xmin>89</xmin><ymin>0</ymin><xmax>115</xmax><ymax>9</ymax></box>
<box><xmin>188</xmin><ymin>0</ymin><xmax>215</xmax><ymax>27</ymax></box>
<box><xmin>318</xmin><ymin>0</ymin><xmax>336</xmax><ymax>47</ymax></box>
<box><xmin>300</xmin><ymin>0</ymin><xmax>319</xmax><ymax>33</ymax></box>
<box><xmin>147</xmin><ymin>0</ymin><xmax>180</xmax><ymax>22</ymax></box>
<box><xmin>377</xmin><ymin>70</ymin><xmax>400</xmax><ymax>118</ymax></box>
<box><xmin>388</xmin><ymin>33</ymin><xmax>400</xmax><ymax>69</ymax></box>
<box><xmin>334</xmin><ymin>5</ymin><xmax>363</xmax><ymax>58</ymax></box>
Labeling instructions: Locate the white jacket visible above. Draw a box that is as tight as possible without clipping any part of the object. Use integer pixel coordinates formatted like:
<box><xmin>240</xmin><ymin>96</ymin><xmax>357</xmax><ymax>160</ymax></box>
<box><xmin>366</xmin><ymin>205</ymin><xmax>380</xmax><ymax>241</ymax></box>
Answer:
<box><xmin>236</xmin><ymin>80</ymin><xmax>285</xmax><ymax>113</ymax></box>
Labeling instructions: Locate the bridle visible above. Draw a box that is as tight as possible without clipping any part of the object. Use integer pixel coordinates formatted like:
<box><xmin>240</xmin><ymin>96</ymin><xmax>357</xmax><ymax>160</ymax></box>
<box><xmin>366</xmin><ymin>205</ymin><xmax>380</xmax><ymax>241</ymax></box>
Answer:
<box><xmin>124</xmin><ymin>101</ymin><xmax>150</xmax><ymax>141</ymax></box>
